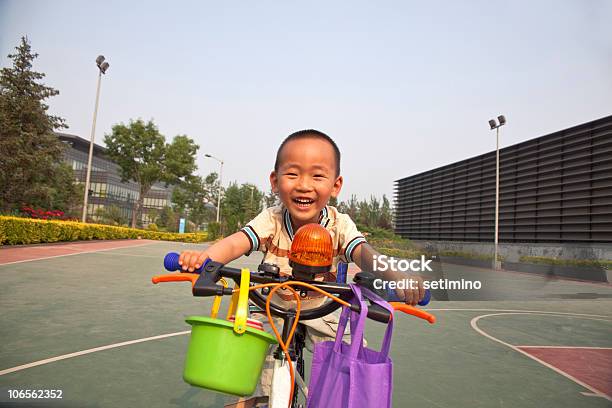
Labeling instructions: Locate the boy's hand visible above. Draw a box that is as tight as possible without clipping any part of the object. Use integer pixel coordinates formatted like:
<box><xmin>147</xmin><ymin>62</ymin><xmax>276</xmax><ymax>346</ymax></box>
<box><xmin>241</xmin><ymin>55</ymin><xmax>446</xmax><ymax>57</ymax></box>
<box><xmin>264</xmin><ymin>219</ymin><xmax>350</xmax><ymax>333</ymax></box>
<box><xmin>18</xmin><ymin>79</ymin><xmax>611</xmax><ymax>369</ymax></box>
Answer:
<box><xmin>178</xmin><ymin>250</ymin><xmax>209</xmax><ymax>272</ymax></box>
<box><xmin>386</xmin><ymin>271</ymin><xmax>425</xmax><ymax>306</ymax></box>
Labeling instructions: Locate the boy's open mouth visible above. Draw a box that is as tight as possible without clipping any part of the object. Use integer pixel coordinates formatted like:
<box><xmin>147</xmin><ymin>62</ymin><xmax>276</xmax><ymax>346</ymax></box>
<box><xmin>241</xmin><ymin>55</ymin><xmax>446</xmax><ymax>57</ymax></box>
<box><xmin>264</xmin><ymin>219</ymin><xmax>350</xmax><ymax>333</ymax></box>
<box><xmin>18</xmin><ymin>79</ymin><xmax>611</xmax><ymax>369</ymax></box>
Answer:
<box><xmin>292</xmin><ymin>197</ymin><xmax>315</xmax><ymax>209</ymax></box>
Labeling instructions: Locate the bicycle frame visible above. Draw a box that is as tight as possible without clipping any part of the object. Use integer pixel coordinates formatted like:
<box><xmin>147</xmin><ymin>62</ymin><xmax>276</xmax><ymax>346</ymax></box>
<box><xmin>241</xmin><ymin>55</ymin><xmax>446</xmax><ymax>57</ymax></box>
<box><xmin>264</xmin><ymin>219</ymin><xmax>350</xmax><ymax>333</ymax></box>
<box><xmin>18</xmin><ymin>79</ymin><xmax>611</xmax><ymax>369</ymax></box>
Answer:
<box><xmin>153</xmin><ymin>258</ymin><xmax>435</xmax><ymax>408</ymax></box>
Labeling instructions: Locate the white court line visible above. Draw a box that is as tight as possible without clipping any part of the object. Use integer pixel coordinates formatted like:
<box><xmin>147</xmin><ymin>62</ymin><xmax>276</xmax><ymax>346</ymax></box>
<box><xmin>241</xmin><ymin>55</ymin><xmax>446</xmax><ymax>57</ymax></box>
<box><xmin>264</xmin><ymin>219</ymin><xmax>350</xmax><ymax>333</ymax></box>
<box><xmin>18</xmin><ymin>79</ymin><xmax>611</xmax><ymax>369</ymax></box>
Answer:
<box><xmin>581</xmin><ymin>392</ymin><xmax>603</xmax><ymax>397</ymax></box>
<box><xmin>1</xmin><ymin>308</ymin><xmax>610</xmax><ymax>379</ymax></box>
<box><xmin>0</xmin><ymin>330</ymin><xmax>190</xmax><ymax>376</ymax></box>
<box><xmin>470</xmin><ymin>312</ymin><xmax>612</xmax><ymax>401</ymax></box>
<box><xmin>516</xmin><ymin>346</ymin><xmax>612</xmax><ymax>350</ymax></box>
<box><xmin>427</xmin><ymin>308</ymin><xmax>612</xmax><ymax>318</ymax></box>
<box><xmin>0</xmin><ymin>241</ymin><xmax>163</xmax><ymax>266</ymax></box>
<box><xmin>88</xmin><ymin>252</ymin><xmax>160</xmax><ymax>258</ymax></box>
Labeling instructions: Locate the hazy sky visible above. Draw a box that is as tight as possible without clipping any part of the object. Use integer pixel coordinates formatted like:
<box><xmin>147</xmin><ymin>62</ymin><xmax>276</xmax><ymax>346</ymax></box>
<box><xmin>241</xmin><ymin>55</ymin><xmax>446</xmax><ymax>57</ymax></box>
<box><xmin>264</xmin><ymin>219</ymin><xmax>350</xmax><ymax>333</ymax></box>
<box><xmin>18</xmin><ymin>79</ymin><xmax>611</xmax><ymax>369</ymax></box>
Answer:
<box><xmin>2</xmin><ymin>0</ymin><xmax>611</xmax><ymax>202</ymax></box>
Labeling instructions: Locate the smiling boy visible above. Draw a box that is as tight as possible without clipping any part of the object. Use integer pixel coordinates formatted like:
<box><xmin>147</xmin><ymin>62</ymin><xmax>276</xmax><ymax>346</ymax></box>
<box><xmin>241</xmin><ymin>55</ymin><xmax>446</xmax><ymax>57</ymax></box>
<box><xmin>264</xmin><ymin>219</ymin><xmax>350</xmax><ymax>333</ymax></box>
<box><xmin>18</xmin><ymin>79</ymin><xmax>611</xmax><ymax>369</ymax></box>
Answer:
<box><xmin>180</xmin><ymin>129</ymin><xmax>424</xmax><ymax>304</ymax></box>
<box><xmin>179</xmin><ymin>129</ymin><xmax>424</xmax><ymax>406</ymax></box>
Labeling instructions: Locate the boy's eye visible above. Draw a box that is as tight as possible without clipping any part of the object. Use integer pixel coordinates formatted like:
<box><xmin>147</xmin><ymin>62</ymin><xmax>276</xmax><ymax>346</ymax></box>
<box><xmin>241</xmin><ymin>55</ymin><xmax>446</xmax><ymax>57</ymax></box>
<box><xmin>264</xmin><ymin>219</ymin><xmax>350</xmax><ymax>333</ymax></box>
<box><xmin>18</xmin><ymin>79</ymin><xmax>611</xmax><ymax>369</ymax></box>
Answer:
<box><xmin>314</xmin><ymin>174</ymin><xmax>326</xmax><ymax>179</ymax></box>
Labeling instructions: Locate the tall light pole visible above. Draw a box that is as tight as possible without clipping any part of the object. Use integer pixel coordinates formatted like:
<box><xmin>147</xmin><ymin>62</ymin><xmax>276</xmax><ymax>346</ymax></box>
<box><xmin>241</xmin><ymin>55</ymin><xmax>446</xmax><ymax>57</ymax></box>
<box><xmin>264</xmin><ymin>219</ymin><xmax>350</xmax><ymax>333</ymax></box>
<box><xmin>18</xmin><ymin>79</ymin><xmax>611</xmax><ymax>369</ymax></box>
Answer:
<box><xmin>488</xmin><ymin>115</ymin><xmax>506</xmax><ymax>270</ymax></box>
<box><xmin>82</xmin><ymin>55</ymin><xmax>110</xmax><ymax>223</ymax></box>
<box><xmin>205</xmin><ymin>154</ymin><xmax>224</xmax><ymax>223</ymax></box>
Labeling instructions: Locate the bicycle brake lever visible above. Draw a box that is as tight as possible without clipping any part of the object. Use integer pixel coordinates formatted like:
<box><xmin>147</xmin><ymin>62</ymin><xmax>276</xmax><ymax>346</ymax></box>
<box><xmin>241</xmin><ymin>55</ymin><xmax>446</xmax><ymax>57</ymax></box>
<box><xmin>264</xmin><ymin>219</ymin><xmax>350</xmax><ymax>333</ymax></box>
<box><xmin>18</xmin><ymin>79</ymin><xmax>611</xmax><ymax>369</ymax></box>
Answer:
<box><xmin>151</xmin><ymin>273</ymin><xmax>200</xmax><ymax>287</ymax></box>
<box><xmin>389</xmin><ymin>302</ymin><xmax>436</xmax><ymax>324</ymax></box>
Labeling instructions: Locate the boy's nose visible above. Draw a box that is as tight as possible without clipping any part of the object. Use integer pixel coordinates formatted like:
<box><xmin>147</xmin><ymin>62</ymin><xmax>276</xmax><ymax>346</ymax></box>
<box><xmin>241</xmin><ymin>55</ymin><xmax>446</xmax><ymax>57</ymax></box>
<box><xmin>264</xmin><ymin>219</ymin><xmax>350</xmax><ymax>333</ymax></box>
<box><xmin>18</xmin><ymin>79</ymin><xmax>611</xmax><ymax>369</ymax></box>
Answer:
<box><xmin>296</xmin><ymin>177</ymin><xmax>313</xmax><ymax>191</ymax></box>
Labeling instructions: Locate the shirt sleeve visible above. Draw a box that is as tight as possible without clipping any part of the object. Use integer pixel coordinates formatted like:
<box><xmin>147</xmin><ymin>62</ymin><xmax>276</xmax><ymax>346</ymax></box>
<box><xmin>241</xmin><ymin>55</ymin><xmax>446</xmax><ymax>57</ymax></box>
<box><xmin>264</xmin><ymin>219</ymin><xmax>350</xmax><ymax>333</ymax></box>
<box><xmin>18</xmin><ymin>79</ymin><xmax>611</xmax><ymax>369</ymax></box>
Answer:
<box><xmin>240</xmin><ymin>207</ymin><xmax>277</xmax><ymax>255</ymax></box>
<box><xmin>337</xmin><ymin>214</ymin><xmax>367</xmax><ymax>263</ymax></box>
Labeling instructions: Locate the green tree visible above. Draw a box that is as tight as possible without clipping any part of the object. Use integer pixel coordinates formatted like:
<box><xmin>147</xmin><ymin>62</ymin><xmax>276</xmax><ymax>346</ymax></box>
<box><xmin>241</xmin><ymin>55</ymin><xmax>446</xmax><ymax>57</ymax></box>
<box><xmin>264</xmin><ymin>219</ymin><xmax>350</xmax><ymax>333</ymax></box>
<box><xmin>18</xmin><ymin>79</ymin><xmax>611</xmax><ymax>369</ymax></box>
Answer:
<box><xmin>172</xmin><ymin>173</ymin><xmax>216</xmax><ymax>229</ymax></box>
<box><xmin>346</xmin><ymin>195</ymin><xmax>359</xmax><ymax>221</ymax></box>
<box><xmin>368</xmin><ymin>196</ymin><xmax>381</xmax><ymax>227</ymax></box>
<box><xmin>158</xmin><ymin>205</ymin><xmax>179</xmax><ymax>232</ymax></box>
<box><xmin>264</xmin><ymin>188</ymin><xmax>279</xmax><ymax>208</ymax></box>
<box><xmin>104</xmin><ymin>119</ymin><xmax>198</xmax><ymax>228</ymax></box>
<box><xmin>221</xmin><ymin>182</ymin><xmax>264</xmax><ymax>234</ymax></box>
<box><xmin>379</xmin><ymin>194</ymin><xmax>393</xmax><ymax>229</ymax></box>
<box><xmin>0</xmin><ymin>37</ymin><xmax>80</xmax><ymax>213</ymax></box>
<box><xmin>95</xmin><ymin>205</ymin><xmax>127</xmax><ymax>226</ymax></box>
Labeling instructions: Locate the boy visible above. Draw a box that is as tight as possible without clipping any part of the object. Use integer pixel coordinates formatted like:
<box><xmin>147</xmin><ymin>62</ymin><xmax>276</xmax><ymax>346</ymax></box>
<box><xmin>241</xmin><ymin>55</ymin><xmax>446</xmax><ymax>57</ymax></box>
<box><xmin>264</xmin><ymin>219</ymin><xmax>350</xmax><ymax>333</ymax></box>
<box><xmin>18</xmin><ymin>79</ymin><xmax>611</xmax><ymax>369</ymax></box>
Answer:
<box><xmin>179</xmin><ymin>129</ymin><xmax>424</xmax><ymax>406</ymax></box>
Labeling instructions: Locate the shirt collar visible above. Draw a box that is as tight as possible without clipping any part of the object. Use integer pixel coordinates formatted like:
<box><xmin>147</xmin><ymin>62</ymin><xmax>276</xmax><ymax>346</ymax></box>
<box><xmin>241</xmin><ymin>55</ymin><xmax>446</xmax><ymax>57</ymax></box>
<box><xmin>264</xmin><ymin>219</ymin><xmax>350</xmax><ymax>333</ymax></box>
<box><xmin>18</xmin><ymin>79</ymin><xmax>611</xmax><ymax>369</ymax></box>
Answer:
<box><xmin>283</xmin><ymin>206</ymin><xmax>329</xmax><ymax>241</ymax></box>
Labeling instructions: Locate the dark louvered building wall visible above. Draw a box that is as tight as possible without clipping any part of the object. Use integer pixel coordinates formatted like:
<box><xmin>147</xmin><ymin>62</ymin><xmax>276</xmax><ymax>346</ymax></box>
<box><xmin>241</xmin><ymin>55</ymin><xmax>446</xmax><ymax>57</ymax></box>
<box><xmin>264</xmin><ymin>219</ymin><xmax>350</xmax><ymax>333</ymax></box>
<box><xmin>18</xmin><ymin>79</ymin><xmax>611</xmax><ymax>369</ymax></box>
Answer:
<box><xmin>394</xmin><ymin>115</ymin><xmax>612</xmax><ymax>243</ymax></box>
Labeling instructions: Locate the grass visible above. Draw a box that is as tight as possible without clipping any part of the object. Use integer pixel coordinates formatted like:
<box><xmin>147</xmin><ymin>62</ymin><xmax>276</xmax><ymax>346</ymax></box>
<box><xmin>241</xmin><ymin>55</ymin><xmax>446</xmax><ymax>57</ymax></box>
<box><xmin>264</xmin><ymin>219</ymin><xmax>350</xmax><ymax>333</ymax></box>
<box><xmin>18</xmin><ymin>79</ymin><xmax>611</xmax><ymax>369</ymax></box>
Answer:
<box><xmin>519</xmin><ymin>256</ymin><xmax>612</xmax><ymax>270</ymax></box>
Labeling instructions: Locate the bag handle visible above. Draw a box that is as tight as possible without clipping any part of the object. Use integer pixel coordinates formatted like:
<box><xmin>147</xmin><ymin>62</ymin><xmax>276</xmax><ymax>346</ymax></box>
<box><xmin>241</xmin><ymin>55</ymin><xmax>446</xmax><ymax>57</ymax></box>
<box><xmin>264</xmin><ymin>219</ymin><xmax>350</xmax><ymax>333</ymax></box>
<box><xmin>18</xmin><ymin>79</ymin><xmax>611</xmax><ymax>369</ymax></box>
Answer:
<box><xmin>333</xmin><ymin>287</ymin><xmax>368</xmax><ymax>359</ymax></box>
<box><xmin>346</xmin><ymin>284</ymin><xmax>394</xmax><ymax>359</ymax></box>
<box><xmin>358</xmin><ymin>285</ymin><xmax>395</xmax><ymax>358</ymax></box>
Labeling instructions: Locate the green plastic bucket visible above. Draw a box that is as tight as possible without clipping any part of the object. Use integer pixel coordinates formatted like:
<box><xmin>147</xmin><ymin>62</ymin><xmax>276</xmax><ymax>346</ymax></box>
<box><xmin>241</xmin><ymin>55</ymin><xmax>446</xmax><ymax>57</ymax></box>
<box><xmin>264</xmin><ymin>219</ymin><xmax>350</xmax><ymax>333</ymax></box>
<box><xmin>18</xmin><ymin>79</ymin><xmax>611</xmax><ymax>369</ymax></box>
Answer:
<box><xmin>183</xmin><ymin>316</ymin><xmax>278</xmax><ymax>396</ymax></box>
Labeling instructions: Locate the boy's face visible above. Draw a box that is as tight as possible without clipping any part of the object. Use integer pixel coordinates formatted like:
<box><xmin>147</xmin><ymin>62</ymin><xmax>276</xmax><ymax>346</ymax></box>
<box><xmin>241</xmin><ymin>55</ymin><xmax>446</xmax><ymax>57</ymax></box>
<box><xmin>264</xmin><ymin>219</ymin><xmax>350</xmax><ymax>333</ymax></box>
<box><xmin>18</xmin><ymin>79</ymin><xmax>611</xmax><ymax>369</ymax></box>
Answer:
<box><xmin>270</xmin><ymin>137</ymin><xmax>343</xmax><ymax>227</ymax></box>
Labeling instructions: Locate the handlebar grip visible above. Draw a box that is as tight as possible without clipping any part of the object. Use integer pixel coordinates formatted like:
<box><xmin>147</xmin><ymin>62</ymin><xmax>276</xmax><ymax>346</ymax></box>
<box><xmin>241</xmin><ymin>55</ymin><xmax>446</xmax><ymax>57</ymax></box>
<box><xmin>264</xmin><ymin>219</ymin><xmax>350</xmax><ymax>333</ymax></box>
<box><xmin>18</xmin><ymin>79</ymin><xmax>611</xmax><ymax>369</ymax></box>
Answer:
<box><xmin>386</xmin><ymin>287</ymin><xmax>431</xmax><ymax>306</ymax></box>
<box><xmin>164</xmin><ymin>252</ymin><xmax>209</xmax><ymax>273</ymax></box>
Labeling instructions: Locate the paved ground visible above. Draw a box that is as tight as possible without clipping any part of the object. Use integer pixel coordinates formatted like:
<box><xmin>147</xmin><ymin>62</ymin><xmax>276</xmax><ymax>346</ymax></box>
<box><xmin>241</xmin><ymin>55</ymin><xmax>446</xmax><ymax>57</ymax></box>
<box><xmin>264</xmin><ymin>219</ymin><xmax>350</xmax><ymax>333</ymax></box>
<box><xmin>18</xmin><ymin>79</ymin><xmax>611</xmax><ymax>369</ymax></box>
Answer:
<box><xmin>0</xmin><ymin>240</ymin><xmax>610</xmax><ymax>407</ymax></box>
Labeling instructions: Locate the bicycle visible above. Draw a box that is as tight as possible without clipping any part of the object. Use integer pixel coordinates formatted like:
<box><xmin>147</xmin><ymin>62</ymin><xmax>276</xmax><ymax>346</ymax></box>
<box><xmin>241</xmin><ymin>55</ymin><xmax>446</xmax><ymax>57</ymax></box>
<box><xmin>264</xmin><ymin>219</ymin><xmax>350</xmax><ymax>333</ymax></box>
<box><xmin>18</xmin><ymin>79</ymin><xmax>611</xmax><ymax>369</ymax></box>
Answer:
<box><xmin>153</xmin><ymin>252</ymin><xmax>435</xmax><ymax>408</ymax></box>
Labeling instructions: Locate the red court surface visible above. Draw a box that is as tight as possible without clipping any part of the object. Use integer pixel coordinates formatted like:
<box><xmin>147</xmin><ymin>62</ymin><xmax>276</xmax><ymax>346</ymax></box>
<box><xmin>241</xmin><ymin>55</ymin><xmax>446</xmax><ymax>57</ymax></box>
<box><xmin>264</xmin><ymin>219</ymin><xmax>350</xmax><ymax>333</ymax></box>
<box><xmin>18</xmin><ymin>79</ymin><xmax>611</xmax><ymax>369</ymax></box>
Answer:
<box><xmin>0</xmin><ymin>239</ymin><xmax>158</xmax><ymax>265</ymax></box>
<box><xmin>518</xmin><ymin>347</ymin><xmax>612</xmax><ymax>398</ymax></box>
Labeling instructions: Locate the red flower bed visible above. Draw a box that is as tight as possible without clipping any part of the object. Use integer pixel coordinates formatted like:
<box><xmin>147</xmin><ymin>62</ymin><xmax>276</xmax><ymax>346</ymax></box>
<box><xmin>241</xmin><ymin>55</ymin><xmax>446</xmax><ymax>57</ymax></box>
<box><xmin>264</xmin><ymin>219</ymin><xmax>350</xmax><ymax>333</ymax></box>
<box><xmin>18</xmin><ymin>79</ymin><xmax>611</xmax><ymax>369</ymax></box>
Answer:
<box><xmin>20</xmin><ymin>206</ymin><xmax>68</xmax><ymax>220</ymax></box>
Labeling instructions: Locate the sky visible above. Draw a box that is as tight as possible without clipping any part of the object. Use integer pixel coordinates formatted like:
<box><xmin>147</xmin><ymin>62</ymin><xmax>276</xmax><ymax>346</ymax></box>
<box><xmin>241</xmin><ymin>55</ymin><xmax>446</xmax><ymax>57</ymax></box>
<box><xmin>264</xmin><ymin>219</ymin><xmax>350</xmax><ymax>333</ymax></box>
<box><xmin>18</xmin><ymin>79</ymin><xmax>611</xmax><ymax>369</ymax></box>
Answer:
<box><xmin>1</xmin><ymin>0</ymin><xmax>611</xmax><ymax>202</ymax></box>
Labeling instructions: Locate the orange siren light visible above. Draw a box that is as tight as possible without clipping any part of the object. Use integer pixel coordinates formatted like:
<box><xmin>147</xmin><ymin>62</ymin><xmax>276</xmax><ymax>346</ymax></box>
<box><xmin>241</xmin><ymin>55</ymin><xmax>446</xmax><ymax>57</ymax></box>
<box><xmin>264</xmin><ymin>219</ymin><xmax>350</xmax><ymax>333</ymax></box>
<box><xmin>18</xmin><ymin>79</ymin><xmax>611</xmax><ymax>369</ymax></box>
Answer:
<box><xmin>289</xmin><ymin>223</ymin><xmax>334</xmax><ymax>280</ymax></box>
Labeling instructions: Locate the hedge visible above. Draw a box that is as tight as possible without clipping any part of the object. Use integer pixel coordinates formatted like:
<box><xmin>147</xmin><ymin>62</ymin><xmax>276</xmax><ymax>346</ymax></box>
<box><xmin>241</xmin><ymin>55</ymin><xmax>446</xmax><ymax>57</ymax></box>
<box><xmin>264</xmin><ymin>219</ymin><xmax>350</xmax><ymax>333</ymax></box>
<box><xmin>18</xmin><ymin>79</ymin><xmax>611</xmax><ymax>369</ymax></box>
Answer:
<box><xmin>0</xmin><ymin>216</ymin><xmax>209</xmax><ymax>245</ymax></box>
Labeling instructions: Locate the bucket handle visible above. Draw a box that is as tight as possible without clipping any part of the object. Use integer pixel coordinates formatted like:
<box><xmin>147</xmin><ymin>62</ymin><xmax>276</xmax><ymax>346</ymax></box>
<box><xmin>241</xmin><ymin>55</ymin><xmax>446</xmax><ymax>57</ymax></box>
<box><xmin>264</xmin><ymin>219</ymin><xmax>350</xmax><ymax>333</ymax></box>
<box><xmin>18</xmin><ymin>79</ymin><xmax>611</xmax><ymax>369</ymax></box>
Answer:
<box><xmin>210</xmin><ymin>278</ymin><xmax>228</xmax><ymax>319</ymax></box>
<box><xmin>233</xmin><ymin>268</ymin><xmax>251</xmax><ymax>334</ymax></box>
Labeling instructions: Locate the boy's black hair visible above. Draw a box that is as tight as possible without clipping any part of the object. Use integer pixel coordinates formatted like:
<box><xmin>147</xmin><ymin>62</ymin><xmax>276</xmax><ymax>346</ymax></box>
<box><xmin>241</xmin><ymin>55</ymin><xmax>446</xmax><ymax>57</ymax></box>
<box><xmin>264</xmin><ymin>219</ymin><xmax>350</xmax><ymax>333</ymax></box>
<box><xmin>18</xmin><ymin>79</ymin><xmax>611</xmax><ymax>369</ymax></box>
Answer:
<box><xmin>274</xmin><ymin>129</ymin><xmax>341</xmax><ymax>176</ymax></box>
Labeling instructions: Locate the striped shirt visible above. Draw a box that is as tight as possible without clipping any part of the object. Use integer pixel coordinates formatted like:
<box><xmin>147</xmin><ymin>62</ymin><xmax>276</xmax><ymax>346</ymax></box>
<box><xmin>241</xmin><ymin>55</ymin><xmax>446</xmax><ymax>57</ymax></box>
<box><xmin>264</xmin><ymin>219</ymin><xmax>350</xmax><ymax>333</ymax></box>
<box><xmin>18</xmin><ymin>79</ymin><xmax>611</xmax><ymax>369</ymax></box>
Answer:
<box><xmin>240</xmin><ymin>205</ymin><xmax>367</xmax><ymax>302</ymax></box>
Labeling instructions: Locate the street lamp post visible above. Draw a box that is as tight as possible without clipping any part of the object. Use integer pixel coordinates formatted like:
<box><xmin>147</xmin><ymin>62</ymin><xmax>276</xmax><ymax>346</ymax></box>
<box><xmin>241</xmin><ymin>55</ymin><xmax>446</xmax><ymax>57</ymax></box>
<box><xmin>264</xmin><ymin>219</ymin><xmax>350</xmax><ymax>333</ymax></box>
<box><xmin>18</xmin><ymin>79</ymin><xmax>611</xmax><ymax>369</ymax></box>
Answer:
<box><xmin>205</xmin><ymin>154</ymin><xmax>224</xmax><ymax>223</ymax></box>
<box><xmin>488</xmin><ymin>115</ymin><xmax>506</xmax><ymax>270</ymax></box>
<box><xmin>82</xmin><ymin>55</ymin><xmax>110</xmax><ymax>223</ymax></box>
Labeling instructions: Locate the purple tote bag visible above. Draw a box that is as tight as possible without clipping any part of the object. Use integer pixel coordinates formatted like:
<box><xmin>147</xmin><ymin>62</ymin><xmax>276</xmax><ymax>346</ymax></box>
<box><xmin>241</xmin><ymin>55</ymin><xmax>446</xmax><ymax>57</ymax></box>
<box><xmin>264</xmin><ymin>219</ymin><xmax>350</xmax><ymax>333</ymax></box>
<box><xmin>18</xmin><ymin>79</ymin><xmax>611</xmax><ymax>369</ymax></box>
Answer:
<box><xmin>306</xmin><ymin>284</ymin><xmax>394</xmax><ymax>408</ymax></box>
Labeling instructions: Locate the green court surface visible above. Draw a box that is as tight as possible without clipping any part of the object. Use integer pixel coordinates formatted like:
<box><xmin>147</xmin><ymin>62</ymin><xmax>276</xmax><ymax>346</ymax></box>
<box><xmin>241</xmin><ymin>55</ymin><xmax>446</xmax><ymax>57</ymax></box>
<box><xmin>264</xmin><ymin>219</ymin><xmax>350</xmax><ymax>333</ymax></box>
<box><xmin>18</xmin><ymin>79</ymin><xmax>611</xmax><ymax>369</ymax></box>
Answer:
<box><xmin>1</xmin><ymin>241</ymin><xmax>611</xmax><ymax>407</ymax></box>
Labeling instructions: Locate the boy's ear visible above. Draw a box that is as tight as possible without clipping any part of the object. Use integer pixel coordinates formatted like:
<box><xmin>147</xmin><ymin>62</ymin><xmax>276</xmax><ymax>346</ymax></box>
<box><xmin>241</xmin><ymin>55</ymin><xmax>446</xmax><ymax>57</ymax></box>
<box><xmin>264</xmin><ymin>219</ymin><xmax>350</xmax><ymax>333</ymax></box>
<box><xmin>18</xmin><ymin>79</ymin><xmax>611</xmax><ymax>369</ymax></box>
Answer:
<box><xmin>269</xmin><ymin>171</ymin><xmax>278</xmax><ymax>193</ymax></box>
<box><xmin>331</xmin><ymin>175</ymin><xmax>343</xmax><ymax>198</ymax></box>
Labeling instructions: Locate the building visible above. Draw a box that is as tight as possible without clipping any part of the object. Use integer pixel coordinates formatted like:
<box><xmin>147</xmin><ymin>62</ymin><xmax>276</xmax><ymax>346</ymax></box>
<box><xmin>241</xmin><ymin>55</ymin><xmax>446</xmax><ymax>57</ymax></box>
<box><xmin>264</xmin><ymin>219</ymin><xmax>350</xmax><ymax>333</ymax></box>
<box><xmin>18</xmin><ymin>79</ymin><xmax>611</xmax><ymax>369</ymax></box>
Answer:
<box><xmin>58</xmin><ymin>132</ymin><xmax>173</xmax><ymax>225</ymax></box>
<box><xmin>394</xmin><ymin>115</ymin><xmax>612</xmax><ymax>244</ymax></box>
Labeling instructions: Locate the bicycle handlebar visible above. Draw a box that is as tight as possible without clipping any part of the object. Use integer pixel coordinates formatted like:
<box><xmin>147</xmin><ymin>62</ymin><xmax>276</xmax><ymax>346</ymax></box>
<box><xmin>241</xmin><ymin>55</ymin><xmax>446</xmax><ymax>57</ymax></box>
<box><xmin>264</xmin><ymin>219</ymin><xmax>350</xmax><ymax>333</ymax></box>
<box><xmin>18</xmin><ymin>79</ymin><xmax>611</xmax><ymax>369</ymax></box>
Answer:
<box><xmin>156</xmin><ymin>252</ymin><xmax>435</xmax><ymax>324</ymax></box>
<box><xmin>164</xmin><ymin>252</ymin><xmax>206</xmax><ymax>273</ymax></box>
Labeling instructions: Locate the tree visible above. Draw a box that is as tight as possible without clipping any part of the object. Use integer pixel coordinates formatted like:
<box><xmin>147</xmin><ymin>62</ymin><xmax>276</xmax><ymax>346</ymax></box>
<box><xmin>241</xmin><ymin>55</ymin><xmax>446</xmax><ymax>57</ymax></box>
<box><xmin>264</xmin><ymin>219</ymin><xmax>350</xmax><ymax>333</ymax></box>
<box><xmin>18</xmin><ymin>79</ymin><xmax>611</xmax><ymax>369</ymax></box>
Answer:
<box><xmin>95</xmin><ymin>205</ymin><xmax>127</xmax><ymax>226</ymax></box>
<box><xmin>264</xmin><ymin>188</ymin><xmax>279</xmax><ymax>208</ymax></box>
<box><xmin>221</xmin><ymin>182</ymin><xmax>264</xmax><ymax>234</ymax></box>
<box><xmin>172</xmin><ymin>173</ymin><xmax>216</xmax><ymax>229</ymax></box>
<box><xmin>158</xmin><ymin>206</ymin><xmax>179</xmax><ymax>232</ymax></box>
<box><xmin>0</xmin><ymin>37</ymin><xmax>80</xmax><ymax>213</ymax></box>
<box><xmin>346</xmin><ymin>195</ymin><xmax>359</xmax><ymax>221</ymax></box>
<box><xmin>104</xmin><ymin>119</ymin><xmax>198</xmax><ymax>228</ymax></box>
<box><xmin>379</xmin><ymin>194</ymin><xmax>393</xmax><ymax>229</ymax></box>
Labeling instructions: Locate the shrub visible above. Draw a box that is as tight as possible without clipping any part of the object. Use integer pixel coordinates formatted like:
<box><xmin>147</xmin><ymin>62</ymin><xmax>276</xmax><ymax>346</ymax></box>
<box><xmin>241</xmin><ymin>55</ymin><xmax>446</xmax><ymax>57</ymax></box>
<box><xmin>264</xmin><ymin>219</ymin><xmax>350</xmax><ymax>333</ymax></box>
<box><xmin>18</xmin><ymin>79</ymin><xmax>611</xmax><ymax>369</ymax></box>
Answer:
<box><xmin>0</xmin><ymin>216</ymin><xmax>209</xmax><ymax>245</ymax></box>
<box><xmin>20</xmin><ymin>206</ymin><xmax>68</xmax><ymax>220</ymax></box>
<box><xmin>207</xmin><ymin>222</ymin><xmax>221</xmax><ymax>240</ymax></box>
<box><xmin>519</xmin><ymin>256</ymin><xmax>612</xmax><ymax>270</ymax></box>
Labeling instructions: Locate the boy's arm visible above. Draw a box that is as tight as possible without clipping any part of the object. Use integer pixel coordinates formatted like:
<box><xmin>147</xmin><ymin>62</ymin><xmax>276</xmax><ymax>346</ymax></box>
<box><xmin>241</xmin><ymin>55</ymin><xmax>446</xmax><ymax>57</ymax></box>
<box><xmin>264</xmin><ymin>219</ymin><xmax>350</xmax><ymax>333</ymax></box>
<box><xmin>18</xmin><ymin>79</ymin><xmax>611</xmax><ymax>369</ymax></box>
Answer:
<box><xmin>352</xmin><ymin>242</ymin><xmax>425</xmax><ymax>306</ymax></box>
<box><xmin>179</xmin><ymin>232</ymin><xmax>252</xmax><ymax>272</ymax></box>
